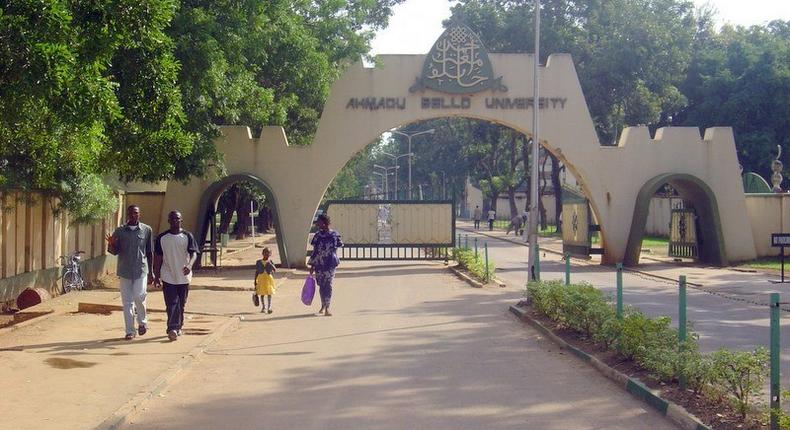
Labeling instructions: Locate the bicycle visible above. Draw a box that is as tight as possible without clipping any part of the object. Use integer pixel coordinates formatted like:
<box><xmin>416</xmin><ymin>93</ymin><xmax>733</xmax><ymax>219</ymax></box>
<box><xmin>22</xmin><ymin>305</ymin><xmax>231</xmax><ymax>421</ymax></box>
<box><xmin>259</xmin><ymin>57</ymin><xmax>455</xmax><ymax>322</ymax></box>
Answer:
<box><xmin>60</xmin><ymin>250</ymin><xmax>86</xmax><ymax>293</ymax></box>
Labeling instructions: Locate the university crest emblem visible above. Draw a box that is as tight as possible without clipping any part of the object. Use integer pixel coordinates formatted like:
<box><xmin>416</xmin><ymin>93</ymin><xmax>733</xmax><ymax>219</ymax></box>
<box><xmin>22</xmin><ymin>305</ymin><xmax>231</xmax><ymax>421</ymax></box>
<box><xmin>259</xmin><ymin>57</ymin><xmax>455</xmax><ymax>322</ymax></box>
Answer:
<box><xmin>410</xmin><ymin>23</ymin><xmax>507</xmax><ymax>94</ymax></box>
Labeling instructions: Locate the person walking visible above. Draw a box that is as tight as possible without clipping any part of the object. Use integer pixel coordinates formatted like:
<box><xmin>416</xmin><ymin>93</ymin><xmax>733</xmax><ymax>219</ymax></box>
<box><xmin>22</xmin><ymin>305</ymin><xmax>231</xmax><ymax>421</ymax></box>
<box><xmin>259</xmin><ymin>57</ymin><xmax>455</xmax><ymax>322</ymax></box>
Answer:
<box><xmin>521</xmin><ymin>209</ymin><xmax>530</xmax><ymax>239</ymax></box>
<box><xmin>106</xmin><ymin>205</ymin><xmax>153</xmax><ymax>340</ymax></box>
<box><xmin>473</xmin><ymin>205</ymin><xmax>482</xmax><ymax>229</ymax></box>
<box><xmin>487</xmin><ymin>208</ymin><xmax>496</xmax><ymax>231</ymax></box>
<box><xmin>506</xmin><ymin>214</ymin><xmax>523</xmax><ymax>236</ymax></box>
<box><xmin>309</xmin><ymin>213</ymin><xmax>343</xmax><ymax>316</ymax></box>
<box><xmin>154</xmin><ymin>211</ymin><xmax>198</xmax><ymax>342</ymax></box>
<box><xmin>254</xmin><ymin>247</ymin><xmax>277</xmax><ymax>314</ymax></box>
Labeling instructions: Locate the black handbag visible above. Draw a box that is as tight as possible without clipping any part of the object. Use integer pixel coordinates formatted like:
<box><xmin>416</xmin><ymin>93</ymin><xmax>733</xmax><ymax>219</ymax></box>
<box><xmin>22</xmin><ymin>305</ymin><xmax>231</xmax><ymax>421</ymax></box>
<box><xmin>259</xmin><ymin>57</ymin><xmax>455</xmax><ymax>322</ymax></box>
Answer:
<box><xmin>252</xmin><ymin>293</ymin><xmax>260</xmax><ymax>307</ymax></box>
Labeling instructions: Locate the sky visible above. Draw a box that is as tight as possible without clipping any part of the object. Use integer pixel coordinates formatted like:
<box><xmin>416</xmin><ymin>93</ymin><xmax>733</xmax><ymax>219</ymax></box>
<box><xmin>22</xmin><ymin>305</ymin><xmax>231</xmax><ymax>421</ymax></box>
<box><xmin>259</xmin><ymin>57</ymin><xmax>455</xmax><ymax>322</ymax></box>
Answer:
<box><xmin>370</xmin><ymin>0</ymin><xmax>790</xmax><ymax>55</ymax></box>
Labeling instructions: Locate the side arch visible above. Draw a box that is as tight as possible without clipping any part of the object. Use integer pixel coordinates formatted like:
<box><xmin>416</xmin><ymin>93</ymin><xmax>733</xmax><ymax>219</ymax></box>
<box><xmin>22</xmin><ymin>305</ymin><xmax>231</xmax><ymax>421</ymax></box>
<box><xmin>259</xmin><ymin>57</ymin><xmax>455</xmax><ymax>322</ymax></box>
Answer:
<box><xmin>194</xmin><ymin>173</ymin><xmax>289</xmax><ymax>268</ymax></box>
<box><xmin>623</xmin><ymin>173</ymin><xmax>726</xmax><ymax>267</ymax></box>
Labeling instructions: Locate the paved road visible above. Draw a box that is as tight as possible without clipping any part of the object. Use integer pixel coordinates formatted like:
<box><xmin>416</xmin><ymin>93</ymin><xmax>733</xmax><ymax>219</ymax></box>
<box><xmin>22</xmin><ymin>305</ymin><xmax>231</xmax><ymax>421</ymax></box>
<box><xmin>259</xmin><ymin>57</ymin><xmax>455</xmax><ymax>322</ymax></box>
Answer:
<box><xmin>125</xmin><ymin>261</ymin><xmax>676</xmax><ymax>430</ymax></box>
<box><xmin>459</xmin><ymin>226</ymin><xmax>790</xmax><ymax>387</ymax></box>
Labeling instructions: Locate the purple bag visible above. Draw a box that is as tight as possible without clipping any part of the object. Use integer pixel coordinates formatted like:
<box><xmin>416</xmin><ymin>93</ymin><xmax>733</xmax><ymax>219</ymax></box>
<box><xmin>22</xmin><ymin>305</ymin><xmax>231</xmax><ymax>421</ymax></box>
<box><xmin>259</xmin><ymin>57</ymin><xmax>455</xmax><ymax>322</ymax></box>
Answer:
<box><xmin>301</xmin><ymin>276</ymin><xmax>316</xmax><ymax>306</ymax></box>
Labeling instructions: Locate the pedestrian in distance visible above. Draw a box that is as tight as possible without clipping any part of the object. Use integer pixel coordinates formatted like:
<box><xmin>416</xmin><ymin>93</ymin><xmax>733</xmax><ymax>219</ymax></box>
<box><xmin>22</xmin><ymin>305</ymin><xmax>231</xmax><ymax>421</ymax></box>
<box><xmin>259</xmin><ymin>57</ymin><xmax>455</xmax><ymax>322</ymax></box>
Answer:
<box><xmin>487</xmin><ymin>209</ymin><xmax>496</xmax><ymax>231</ymax></box>
<box><xmin>153</xmin><ymin>211</ymin><xmax>198</xmax><ymax>342</ymax></box>
<box><xmin>506</xmin><ymin>214</ymin><xmax>523</xmax><ymax>236</ymax></box>
<box><xmin>473</xmin><ymin>205</ymin><xmax>482</xmax><ymax>229</ymax></box>
<box><xmin>106</xmin><ymin>205</ymin><xmax>154</xmax><ymax>340</ymax></box>
<box><xmin>309</xmin><ymin>213</ymin><xmax>343</xmax><ymax>317</ymax></box>
<box><xmin>520</xmin><ymin>209</ymin><xmax>530</xmax><ymax>238</ymax></box>
<box><xmin>254</xmin><ymin>247</ymin><xmax>277</xmax><ymax>314</ymax></box>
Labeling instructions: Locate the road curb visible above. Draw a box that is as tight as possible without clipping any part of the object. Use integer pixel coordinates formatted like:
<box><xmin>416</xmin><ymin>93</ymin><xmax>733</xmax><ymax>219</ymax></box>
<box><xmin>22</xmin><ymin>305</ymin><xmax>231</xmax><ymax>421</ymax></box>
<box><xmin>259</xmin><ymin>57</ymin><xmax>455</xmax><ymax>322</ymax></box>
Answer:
<box><xmin>447</xmin><ymin>265</ymin><xmax>505</xmax><ymax>288</ymax></box>
<box><xmin>96</xmin><ymin>316</ymin><xmax>240</xmax><ymax>430</ymax></box>
<box><xmin>458</xmin><ymin>225</ymin><xmax>708</xmax><ymax>287</ymax></box>
<box><xmin>508</xmin><ymin>304</ymin><xmax>711</xmax><ymax>430</ymax></box>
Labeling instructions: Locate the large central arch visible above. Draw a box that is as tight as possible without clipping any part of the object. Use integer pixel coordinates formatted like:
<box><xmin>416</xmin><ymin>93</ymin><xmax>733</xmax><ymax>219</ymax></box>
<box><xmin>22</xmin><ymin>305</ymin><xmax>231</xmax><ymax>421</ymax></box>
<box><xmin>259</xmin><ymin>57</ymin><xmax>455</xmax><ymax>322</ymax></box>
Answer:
<box><xmin>161</xmin><ymin>50</ymin><xmax>757</xmax><ymax>268</ymax></box>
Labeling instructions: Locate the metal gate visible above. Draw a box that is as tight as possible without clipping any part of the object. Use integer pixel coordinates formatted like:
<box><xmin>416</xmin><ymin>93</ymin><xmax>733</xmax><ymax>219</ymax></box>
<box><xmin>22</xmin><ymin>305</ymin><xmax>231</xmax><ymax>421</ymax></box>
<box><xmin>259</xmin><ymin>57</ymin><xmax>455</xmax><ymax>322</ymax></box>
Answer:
<box><xmin>321</xmin><ymin>199</ymin><xmax>455</xmax><ymax>260</ymax></box>
<box><xmin>669</xmin><ymin>201</ymin><xmax>699</xmax><ymax>259</ymax></box>
<box><xmin>561</xmin><ymin>187</ymin><xmax>603</xmax><ymax>258</ymax></box>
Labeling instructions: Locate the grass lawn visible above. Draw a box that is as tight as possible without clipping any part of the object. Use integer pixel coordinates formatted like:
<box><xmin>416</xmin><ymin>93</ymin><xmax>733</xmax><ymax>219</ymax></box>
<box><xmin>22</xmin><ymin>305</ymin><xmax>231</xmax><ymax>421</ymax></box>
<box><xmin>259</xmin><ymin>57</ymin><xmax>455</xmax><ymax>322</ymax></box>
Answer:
<box><xmin>641</xmin><ymin>235</ymin><xmax>668</xmax><ymax>250</ymax></box>
<box><xmin>737</xmin><ymin>256</ymin><xmax>789</xmax><ymax>272</ymax></box>
<box><xmin>490</xmin><ymin>220</ymin><xmax>560</xmax><ymax>237</ymax></box>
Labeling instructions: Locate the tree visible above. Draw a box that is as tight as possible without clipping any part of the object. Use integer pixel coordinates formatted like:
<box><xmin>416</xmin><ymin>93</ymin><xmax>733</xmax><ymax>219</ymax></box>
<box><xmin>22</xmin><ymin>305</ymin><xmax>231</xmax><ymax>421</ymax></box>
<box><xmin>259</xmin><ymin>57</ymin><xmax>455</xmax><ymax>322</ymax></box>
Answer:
<box><xmin>167</xmin><ymin>0</ymin><xmax>405</xmax><ymax>179</ymax></box>
<box><xmin>1</xmin><ymin>0</ymin><xmax>404</xmax><ymax>222</ymax></box>
<box><xmin>450</xmin><ymin>0</ymin><xmax>697</xmax><ymax>144</ymax></box>
<box><xmin>0</xmin><ymin>0</ymin><xmax>191</xmax><ymax>222</ymax></box>
<box><xmin>676</xmin><ymin>19</ymin><xmax>790</xmax><ymax>180</ymax></box>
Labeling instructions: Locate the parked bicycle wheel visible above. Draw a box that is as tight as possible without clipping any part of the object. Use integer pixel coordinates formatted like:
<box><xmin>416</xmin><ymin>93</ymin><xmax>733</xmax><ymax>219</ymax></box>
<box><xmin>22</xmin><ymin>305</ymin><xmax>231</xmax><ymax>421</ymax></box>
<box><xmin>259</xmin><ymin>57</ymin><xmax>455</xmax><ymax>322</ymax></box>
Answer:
<box><xmin>62</xmin><ymin>271</ymin><xmax>83</xmax><ymax>293</ymax></box>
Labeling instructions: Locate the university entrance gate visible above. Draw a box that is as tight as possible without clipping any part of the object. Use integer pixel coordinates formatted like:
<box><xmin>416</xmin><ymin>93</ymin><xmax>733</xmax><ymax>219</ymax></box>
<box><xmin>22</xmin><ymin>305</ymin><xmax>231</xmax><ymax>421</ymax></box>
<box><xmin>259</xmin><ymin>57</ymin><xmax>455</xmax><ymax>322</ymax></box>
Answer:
<box><xmin>160</xmin><ymin>23</ymin><xmax>757</xmax><ymax>268</ymax></box>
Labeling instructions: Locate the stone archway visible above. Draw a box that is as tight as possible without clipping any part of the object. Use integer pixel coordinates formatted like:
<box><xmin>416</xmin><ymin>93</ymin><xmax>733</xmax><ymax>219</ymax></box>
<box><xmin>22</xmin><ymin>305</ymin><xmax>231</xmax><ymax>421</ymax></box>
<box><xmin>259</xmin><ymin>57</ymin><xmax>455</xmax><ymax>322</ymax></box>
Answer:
<box><xmin>623</xmin><ymin>173</ymin><xmax>727</xmax><ymax>266</ymax></box>
<box><xmin>194</xmin><ymin>173</ymin><xmax>288</xmax><ymax>267</ymax></box>
<box><xmin>160</xmin><ymin>24</ymin><xmax>757</xmax><ymax>268</ymax></box>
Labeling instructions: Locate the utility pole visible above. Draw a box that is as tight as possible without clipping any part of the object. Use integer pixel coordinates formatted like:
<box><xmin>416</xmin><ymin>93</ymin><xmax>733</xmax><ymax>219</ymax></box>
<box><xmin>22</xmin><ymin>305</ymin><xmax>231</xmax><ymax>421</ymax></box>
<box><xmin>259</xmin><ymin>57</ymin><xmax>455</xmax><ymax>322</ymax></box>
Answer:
<box><xmin>527</xmin><ymin>0</ymin><xmax>541</xmax><ymax>282</ymax></box>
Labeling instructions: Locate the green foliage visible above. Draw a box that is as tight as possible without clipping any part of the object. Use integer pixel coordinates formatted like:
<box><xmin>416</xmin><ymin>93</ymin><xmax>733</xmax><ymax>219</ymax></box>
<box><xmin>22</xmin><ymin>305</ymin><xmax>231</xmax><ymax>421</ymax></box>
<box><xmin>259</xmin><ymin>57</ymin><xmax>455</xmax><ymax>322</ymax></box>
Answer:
<box><xmin>325</xmin><ymin>148</ymin><xmax>373</xmax><ymax>200</ymax></box>
<box><xmin>451</xmin><ymin>0</ymin><xmax>696</xmax><ymax>144</ymax></box>
<box><xmin>710</xmin><ymin>347</ymin><xmax>769</xmax><ymax>418</ymax></box>
<box><xmin>453</xmin><ymin>247</ymin><xmax>495</xmax><ymax>282</ymax></box>
<box><xmin>0</xmin><ymin>0</ymin><xmax>190</xmax><ymax>222</ymax></box>
<box><xmin>60</xmin><ymin>174</ymin><xmax>118</xmax><ymax>225</ymax></box>
<box><xmin>526</xmin><ymin>279</ymin><xmax>770</xmax><ymax>417</ymax></box>
<box><xmin>766</xmin><ymin>390</ymin><xmax>790</xmax><ymax>429</ymax></box>
<box><xmin>1</xmin><ymin>0</ymin><xmax>404</xmax><ymax>221</ymax></box>
<box><xmin>680</xmin><ymin>18</ymin><xmax>790</xmax><ymax>179</ymax></box>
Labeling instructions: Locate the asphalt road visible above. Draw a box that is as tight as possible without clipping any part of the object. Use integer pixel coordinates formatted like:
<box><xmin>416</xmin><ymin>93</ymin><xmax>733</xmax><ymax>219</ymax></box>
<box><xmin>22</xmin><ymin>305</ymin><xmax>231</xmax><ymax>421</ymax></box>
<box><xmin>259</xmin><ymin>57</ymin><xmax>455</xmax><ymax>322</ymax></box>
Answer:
<box><xmin>464</xmin><ymin>228</ymin><xmax>790</xmax><ymax>388</ymax></box>
<box><xmin>124</xmin><ymin>261</ymin><xmax>677</xmax><ymax>430</ymax></box>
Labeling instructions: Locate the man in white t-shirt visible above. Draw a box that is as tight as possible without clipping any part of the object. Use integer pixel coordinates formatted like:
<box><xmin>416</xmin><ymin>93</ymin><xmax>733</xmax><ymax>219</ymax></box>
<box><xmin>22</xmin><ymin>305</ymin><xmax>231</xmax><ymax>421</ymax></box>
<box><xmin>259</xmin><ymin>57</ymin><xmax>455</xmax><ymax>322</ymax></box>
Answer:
<box><xmin>154</xmin><ymin>211</ymin><xmax>198</xmax><ymax>342</ymax></box>
<box><xmin>487</xmin><ymin>209</ymin><xmax>496</xmax><ymax>231</ymax></box>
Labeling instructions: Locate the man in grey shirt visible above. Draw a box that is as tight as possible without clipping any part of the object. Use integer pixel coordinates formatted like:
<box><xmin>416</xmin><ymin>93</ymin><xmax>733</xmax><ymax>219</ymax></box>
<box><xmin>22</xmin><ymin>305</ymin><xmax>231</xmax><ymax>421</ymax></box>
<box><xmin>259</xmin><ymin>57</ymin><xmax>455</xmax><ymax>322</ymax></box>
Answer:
<box><xmin>106</xmin><ymin>205</ymin><xmax>154</xmax><ymax>340</ymax></box>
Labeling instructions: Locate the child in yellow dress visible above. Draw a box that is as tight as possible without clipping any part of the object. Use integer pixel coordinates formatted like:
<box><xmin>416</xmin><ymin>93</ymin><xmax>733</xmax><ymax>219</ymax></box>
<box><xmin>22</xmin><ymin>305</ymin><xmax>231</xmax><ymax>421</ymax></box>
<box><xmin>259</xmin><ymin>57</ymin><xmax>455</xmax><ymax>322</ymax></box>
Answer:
<box><xmin>254</xmin><ymin>248</ymin><xmax>276</xmax><ymax>313</ymax></box>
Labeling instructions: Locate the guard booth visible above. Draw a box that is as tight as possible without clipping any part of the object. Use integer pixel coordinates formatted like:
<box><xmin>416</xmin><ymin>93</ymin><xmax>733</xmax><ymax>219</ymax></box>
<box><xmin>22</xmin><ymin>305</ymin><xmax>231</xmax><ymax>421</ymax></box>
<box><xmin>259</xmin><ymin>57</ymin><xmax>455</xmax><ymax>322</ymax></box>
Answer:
<box><xmin>561</xmin><ymin>187</ymin><xmax>603</xmax><ymax>258</ymax></box>
<box><xmin>668</xmin><ymin>201</ymin><xmax>699</xmax><ymax>260</ymax></box>
<box><xmin>321</xmin><ymin>199</ymin><xmax>455</xmax><ymax>261</ymax></box>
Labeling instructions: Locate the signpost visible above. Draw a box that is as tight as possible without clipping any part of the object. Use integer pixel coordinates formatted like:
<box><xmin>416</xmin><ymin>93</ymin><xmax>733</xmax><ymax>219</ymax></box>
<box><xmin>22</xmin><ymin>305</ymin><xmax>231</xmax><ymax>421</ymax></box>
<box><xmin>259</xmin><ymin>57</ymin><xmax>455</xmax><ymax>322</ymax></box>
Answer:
<box><xmin>771</xmin><ymin>233</ymin><xmax>790</xmax><ymax>283</ymax></box>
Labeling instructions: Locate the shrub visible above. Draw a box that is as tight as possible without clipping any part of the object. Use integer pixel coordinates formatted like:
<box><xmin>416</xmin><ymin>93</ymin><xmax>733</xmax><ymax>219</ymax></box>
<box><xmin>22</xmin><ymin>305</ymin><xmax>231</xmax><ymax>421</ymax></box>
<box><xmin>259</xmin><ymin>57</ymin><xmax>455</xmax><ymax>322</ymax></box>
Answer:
<box><xmin>710</xmin><ymin>347</ymin><xmax>769</xmax><ymax>418</ymax></box>
<box><xmin>452</xmin><ymin>248</ymin><xmax>495</xmax><ymax>282</ymax></box>
<box><xmin>524</xmin><ymin>279</ymin><xmax>770</xmax><ymax>419</ymax></box>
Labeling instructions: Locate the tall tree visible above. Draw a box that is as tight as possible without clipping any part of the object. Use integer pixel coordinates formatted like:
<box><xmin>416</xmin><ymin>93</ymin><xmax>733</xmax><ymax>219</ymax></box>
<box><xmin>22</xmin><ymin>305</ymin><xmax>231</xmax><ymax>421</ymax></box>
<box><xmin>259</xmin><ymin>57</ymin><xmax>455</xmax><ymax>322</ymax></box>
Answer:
<box><xmin>0</xmin><ymin>0</ymin><xmax>191</xmax><ymax>222</ymax></box>
<box><xmin>450</xmin><ymin>0</ymin><xmax>697</xmax><ymax>144</ymax></box>
<box><xmin>1</xmin><ymin>0</ymin><xmax>404</xmax><ymax>221</ymax></box>
<box><xmin>677</xmin><ymin>19</ymin><xmax>790</xmax><ymax>180</ymax></box>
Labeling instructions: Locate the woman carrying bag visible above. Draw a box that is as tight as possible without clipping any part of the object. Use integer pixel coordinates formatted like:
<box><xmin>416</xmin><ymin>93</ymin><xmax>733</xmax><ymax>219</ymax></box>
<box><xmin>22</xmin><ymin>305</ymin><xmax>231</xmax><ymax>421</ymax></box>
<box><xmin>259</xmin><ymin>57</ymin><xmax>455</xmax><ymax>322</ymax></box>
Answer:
<box><xmin>308</xmin><ymin>213</ymin><xmax>343</xmax><ymax>316</ymax></box>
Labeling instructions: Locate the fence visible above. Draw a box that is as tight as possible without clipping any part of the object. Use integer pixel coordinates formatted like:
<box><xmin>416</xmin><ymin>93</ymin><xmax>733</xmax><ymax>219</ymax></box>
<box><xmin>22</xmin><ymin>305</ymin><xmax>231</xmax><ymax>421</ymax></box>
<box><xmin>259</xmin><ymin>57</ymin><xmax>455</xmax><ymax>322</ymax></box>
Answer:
<box><xmin>0</xmin><ymin>191</ymin><xmax>125</xmax><ymax>304</ymax></box>
<box><xmin>556</xmin><ymin>256</ymin><xmax>787</xmax><ymax>429</ymax></box>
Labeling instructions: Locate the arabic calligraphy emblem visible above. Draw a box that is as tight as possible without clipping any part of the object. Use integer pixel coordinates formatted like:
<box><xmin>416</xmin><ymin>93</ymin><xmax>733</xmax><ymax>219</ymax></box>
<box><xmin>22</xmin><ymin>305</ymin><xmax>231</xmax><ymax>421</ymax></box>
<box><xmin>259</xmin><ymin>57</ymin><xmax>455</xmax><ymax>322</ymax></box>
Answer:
<box><xmin>410</xmin><ymin>23</ymin><xmax>507</xmax><ymax>94</ymax></box>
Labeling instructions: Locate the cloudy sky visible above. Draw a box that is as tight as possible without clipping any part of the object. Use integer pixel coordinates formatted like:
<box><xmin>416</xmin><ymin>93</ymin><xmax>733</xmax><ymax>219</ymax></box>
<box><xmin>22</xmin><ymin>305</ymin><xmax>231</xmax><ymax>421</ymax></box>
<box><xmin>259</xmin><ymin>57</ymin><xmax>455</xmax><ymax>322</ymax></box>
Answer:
<box><xmin>371</xmin><ymin>0</ymin><xmax>790</xmax><ymax>55</ymax></box>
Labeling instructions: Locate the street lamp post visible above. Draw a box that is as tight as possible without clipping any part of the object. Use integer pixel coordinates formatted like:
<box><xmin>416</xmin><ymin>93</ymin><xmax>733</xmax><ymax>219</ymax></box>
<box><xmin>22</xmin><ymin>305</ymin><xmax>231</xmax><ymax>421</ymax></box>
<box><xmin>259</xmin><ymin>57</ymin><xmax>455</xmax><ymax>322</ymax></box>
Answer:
<box><xmin>374</xmin><ymin>164</ymin><xmax>400</xmax><ymax>199</ymax></box>
<box><xmin>373</xmin><ymin>172</ymin><xmax>387</xmax><ymax>196</ymax></box>
<box><xmin>380</xmin><ymin>151</ymin><xmax>412</xmax><ymax>200</ymax></box>
<box><xmin>391</xmin><ymin>129</ymin><xmax>435</xmax><ymax>199</ymax></box>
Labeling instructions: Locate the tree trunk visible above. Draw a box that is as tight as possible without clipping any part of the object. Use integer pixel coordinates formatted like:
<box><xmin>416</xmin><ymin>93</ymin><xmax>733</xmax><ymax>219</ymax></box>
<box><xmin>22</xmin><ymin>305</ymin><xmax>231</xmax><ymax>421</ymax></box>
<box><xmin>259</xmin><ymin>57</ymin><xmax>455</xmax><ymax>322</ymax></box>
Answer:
<box><xmin>217</xmin><ymin>186</ymin><xmax>240</xmax><ymax>234</ymax></box>
<box><xmin>234</xmin><ymin>194</ymin><xmax>252</xmax><ymax>239</ymax></box>
<box><xmin>522</xmin><ymin>138</ymin><xmax>531</xmax><ymax>210</ymax></box>
<box><xmin>550</xmin><ymin>153</ymin><xmax>563</xmax><ymax>232</ymax></box>
<box><xmin>507</xmin><ymin>187</ymin><xmax>518</xmax><ymax>218</ymax></box>
<box><xmin>539</xmin><ymin>151</ymin><xmax>549</xmax><ymax>230</ymax></box>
